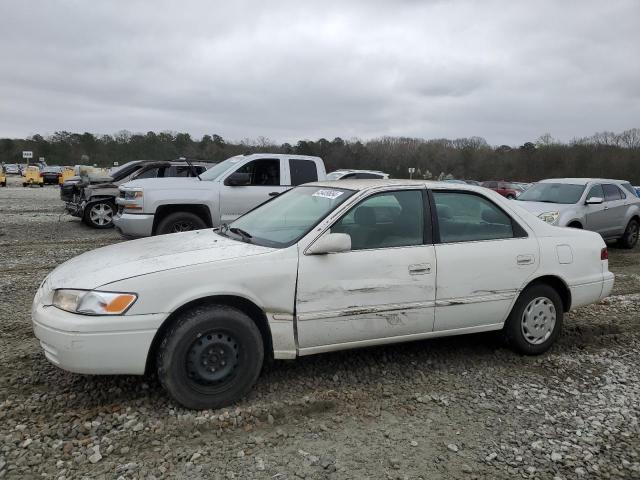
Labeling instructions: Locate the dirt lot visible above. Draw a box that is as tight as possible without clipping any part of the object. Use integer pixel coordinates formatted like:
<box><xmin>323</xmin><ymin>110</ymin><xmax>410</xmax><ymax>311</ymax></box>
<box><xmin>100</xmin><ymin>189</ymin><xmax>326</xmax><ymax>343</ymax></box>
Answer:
<box><xmin>0</xmin><ymin>175</ymin><xmax>639</xmax><ymax>480</ymax></box>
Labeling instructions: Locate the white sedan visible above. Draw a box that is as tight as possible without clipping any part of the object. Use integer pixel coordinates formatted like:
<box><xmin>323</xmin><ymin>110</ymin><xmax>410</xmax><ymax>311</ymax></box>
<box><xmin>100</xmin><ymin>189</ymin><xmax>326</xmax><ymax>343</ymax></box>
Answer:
<box><xmin>32</xmin><ymin>180</ymin><xmax>614</xmax><ymax>409</ymax></box>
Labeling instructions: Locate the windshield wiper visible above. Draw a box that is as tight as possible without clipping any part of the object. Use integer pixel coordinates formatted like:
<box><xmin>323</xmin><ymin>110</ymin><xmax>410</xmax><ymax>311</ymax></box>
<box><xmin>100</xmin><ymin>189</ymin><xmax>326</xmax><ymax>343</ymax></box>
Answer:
<box><xmin>229</xmin><ymin>227</ymin><xmax>253</xmax><ymax>241</ymax></box>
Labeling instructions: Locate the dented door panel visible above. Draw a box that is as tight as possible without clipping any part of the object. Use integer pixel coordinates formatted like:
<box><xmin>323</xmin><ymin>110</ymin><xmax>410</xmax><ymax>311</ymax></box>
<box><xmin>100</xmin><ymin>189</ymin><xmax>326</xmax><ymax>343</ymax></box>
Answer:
<box><xmin>296</xmin><ymin>245</ymin><xmax>436</xmax><ymax>348</ymax></box>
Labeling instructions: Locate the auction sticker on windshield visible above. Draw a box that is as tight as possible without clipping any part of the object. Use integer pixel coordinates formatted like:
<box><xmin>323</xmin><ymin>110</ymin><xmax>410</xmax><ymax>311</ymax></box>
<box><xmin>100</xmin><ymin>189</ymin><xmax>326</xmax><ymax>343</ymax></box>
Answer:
<box><xmin>312</xmin><ymin>189</ymin><xmax>344</xmax><ymax>200</ymax></box>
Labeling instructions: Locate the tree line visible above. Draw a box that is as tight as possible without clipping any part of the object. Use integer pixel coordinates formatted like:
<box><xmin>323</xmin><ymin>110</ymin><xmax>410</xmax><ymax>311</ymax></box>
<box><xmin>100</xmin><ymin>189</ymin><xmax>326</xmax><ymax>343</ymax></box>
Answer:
<box><xmin>1</xmin><ymin>128</ymin><xmax>639</xmax><ymax>183</ymax></box>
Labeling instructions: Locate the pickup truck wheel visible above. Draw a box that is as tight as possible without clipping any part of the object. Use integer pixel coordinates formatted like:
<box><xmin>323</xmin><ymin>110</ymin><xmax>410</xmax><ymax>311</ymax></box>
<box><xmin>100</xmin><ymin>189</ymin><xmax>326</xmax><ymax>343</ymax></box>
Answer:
<box><xmin>83</xmin><ymin>201</ymin><xmax>116</xmax><ymax>229</ymax></box>
<box><xmin>156</xmin><ymin>305</ymin><xmax>264</xmax><ymax>410</ymax></box>
<box><xmin>503</xmin><ymin>284</ymin><xmax>563</xmax><ymax>355</ymax></box>
<box><xmin>156</xmin><ymin>212</ymin><xmax>207</xmax><ymax>235</ymax></box>
<box><xmin>617</xmin><ymin>219</ymin><xmax>639</xmax><ymax>249</ymax></box>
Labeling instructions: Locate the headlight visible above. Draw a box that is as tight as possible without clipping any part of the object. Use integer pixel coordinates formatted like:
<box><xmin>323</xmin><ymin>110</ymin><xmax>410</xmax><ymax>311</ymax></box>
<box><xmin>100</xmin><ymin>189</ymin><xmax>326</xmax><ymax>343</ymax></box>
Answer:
<box><xmin>123</xmin><ymin>189</ymin><xmax>143</xmax><ymax>200</ymax></box>
<box><xmin>538</xmin><ymin>211</ymin><xmax>560</xmax><ymax>224</ymax></box>
<box><xmin>52</xmin><ymin>289</ymin><xmax>137</xmax><ymax>315</ymax></box>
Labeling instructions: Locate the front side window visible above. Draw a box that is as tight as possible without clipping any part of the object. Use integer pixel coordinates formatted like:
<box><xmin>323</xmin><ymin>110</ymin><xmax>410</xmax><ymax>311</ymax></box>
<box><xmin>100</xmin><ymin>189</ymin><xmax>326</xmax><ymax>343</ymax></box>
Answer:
<box><xmin>603</xmin><ymin>184</ymin><xmax>623</xmax><ymax>201</ymax></box>
<box><xmin>235</xmin><ymin>159</ymin><xmax>280</xmax><ymax>186</ymax></box>
<box><xmin>433</xmin><ymin>191</ymin><xmax>515</xmax><ymax>243</ymax></box>
<box><xmin>289</xmin><ymin>159</ymin><xmax>318</xmax><ymax>185</ymax></box>
<box><xmin>586</xmin><ymin>184</ymin><xmax>604</xmax><ymax>200</ymax></box>
<box><xmin>227</xmin><ymin>186</ymin><xmax>354</xmax><ymax>247</ymax></box>
<box><xmin>134</xmin><ymin>168</ymin><xmax>159</xmax><ymax>179</ymax></box>
<box><xmin>331</xmin><ymin>190</ymin><xmax>424</xmax><ymax>250</ymax></box>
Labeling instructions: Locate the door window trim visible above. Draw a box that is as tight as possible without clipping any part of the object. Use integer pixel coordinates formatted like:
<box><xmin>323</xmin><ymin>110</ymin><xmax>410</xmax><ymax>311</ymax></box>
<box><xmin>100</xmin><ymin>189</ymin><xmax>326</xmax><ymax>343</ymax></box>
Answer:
<box><xmin>428</xmin><ymin>189</ymin><xmax>528</xmax><ymax>245</ymax></box>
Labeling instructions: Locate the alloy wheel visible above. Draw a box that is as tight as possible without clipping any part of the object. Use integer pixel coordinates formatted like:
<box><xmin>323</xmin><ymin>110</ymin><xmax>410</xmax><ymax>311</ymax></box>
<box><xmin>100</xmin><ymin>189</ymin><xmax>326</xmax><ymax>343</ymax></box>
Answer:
<box><xmin>89</xmin><ymin>203</ymin><xmax>114</xmax><ymax>226</ymax></box>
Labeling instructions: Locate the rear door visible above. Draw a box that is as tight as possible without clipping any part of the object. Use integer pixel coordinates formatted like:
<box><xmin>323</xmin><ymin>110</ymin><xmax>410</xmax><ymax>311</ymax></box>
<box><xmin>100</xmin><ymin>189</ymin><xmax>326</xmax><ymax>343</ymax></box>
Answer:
<box><xmin>431</xmin><ymin>190</ymin><xmax>539</xmax><ymax>331</ymax></box>
<box><xmin>219</xmin><ymin>158</ymin><xmax>289</xmax><ymax>223</ymax></box>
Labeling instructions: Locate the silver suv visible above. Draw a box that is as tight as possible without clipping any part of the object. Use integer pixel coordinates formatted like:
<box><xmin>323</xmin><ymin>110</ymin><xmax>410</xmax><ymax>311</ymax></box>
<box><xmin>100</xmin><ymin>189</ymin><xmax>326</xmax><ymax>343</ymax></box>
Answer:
<box><xmin>516</xmin><ymin>178</ymin><xmax>640</xmax><ymax>249</ymax></box>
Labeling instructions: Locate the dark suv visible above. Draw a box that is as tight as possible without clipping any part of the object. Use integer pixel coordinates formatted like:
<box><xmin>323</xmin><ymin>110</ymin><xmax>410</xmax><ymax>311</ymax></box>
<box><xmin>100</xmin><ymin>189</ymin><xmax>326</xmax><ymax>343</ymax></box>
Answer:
<box><xmin>64</xmin><ymin>160</ymin><xmax>211</xmax><ymax>229</ymax></box>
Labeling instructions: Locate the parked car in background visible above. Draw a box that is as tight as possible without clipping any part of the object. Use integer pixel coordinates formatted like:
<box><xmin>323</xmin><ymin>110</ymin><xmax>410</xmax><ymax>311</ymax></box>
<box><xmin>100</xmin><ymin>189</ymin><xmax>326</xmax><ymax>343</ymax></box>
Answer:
<box><xmin>115</xmin><ymin>154</ymin><xmax>327</xmax><ymax>237</ymax></box>
<box><xmin>482</xmin><ymin>181</ymin><xmax>522</xmax><ymax>199</ymax></box>
<box><xmin>634</xmin><ymin>186</ymin><xmax>640</xmax><ymax>197</ymax></box>
<box><xmin>4</xmin><ymin>164</ymin><xmax>20</xmax><ymax>175</ymax></box>
<box><xmin>516</xmin><ymin>178</ymin><xmax>640</xmax><ymax>249</ymax></box>
<box><xmin>327</xmin><ymin>169</ymin><xmax>389</xmax><ymax>180</ymax></box>
<box><xmin>67</xmin><ymin>160</ymin><xmax>211</xmax><ymax>229</ymax></box>
<box><xmin>40</xmin><ymin>166</ymin><xmax>64</xmax><ymax>185</ymax></box>
<box><xmin>0</xmin><ymin>167</ymin><xmax>6</xmax><ymax>187</ymax></box>
<box><xmin>33</xmin><ymin>179</ymin><xmax>614</xmax><ymax>409</ymax></box>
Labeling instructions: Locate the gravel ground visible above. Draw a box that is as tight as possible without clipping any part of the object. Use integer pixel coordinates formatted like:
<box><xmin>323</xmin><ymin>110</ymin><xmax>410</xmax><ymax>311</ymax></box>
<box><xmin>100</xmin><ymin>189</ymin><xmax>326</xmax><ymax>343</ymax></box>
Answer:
<box><xmin>1</xmin><ymin>175</ymin><xmax>639</xmax><ymax>480</ymax></box>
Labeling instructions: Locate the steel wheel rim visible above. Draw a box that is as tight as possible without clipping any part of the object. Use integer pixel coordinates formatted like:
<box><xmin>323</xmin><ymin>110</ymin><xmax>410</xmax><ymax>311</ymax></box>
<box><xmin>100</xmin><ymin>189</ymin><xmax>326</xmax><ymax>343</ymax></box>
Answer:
<box><xmin>521</xmin><ymin>296</ymin><xmax>556</xmax><ymax>345</ymax></box>
<box><xmin>89</xmin><ymin>203</ymin><xmax>113</xmax><ymax>225</ymax></box>
<box><xmin>186</xmin><ymin>331</ymin><xmax>240</xmax><ymax>387</ymax></box>
<box><xmin>171</xmin><ymin>221</ymin><xmax>195</xmax><ymax>232</ymax></box>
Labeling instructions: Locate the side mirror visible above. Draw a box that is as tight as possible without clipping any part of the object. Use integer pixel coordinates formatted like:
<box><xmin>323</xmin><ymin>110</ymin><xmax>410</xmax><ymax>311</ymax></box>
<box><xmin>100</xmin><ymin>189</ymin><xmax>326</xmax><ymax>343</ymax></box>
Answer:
<box><xmin>586</xmin><ymin>196</ymin><xmax>603</xmax><ymax>205</ymax></box>
<box><xmin>306</xmin><ymin>233</ymin><xmax>351</xmax><ymax>255</ymax></box>
<box><xmin>225</xmin><ymin>172</ymin><xmax>251</xmax><ymax>186</ymax></box>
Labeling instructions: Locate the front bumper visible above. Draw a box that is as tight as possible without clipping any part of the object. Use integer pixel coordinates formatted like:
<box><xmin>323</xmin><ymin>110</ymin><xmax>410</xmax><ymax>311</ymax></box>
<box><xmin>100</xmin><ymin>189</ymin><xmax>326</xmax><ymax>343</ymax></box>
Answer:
<box><xmin>32</xmin><ymin>303</ymin><xmax>166</xmax><ymax>375</ymax></box>
<box><xmin>113</xmin><ymin>211</ymin><xmax>154</xmax><ymax>238</ymax></box>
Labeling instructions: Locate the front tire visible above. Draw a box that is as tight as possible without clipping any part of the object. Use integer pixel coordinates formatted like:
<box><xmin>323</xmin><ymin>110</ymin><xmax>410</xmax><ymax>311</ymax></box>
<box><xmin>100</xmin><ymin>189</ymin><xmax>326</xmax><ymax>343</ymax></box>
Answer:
<box><xmin>156</xmin><ymin>211</ymin><xmax>207</xmax><ymax>235</ymax></box>
<box><xmin>618</xmin><ymin>219</ymin><xmax>639</xmax><ymax>249</ymax></box>
<box><xmin>504</xmin><ymin>284</ymin><xmax>563</xmax><ymax>355</ymax></box>
<box><xmin>156</xmin><ymin>305</ymin><xmax>264</xmax><ymax>410</ymax></box>
<box><xmin>83</xmin><ymin>200</ymin><xmax>116</xmax><ymax>229</ymax></box>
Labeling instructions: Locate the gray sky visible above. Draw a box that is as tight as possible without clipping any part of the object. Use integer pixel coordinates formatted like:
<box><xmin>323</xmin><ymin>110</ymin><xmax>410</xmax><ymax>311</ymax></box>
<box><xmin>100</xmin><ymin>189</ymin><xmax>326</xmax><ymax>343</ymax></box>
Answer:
<box><xmin>1</xmin><ymin>0</ymin><xmax>639</xmax><ymax>145</ymax></box>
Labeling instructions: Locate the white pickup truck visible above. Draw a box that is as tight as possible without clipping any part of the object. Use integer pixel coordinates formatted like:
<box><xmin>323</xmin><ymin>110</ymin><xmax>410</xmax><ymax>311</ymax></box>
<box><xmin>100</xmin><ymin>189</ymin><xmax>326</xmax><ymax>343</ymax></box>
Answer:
<box><xmin>114</xmin><ymin>154</ymin><xmax>326</xmax><ymax>237</ymax></box>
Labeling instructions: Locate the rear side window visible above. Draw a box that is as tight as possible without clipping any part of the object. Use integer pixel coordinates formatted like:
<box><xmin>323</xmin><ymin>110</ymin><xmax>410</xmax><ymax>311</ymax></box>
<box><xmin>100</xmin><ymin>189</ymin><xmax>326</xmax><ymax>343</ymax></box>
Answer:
<box><xmin>483</xmin><ymin>181</ymin><xmax>498</xmax><ymax>188</ymax></box>
<box><xmin>433</xmin><ymin>192</ymin><xmax>516</xmax><ymax>243</ymax></box>
<box><xmin>586</xmin><ymin>184</ymin><xmax>604</xmax><ymax>200</ymax></box>
<box><xmin>620</xmin><ymin>183</ymin><xmax>635</xmax><ymax>197</ymax></box>
<box><xmin>603</xmin><ymin>184</ymin><xmax>623</xmax><ymax>201</ymax></box>
<box><xmin>289</xmin><ymin>159</ymin><xmax>318</xmax><ymax>185</ymax></box>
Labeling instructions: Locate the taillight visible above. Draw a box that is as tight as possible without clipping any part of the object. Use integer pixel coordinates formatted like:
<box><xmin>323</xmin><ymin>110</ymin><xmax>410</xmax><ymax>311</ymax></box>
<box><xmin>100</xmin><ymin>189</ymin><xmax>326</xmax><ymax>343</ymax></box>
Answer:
<box><xmin>601</xmin><ymin>247</ymin><xmax>608</xmax><ymax>260</ymax></box>
<box><xmin>39</xmin><ymin>173</ymin><xmax>43</xmax><ymax>177</ymax></box>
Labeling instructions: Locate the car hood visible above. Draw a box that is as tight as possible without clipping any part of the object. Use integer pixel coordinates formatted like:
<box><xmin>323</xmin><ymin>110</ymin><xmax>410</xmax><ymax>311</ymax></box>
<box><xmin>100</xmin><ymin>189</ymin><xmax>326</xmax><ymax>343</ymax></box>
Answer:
<box><xmin>45</xmin><ymin>230</ymin><xmax>273</xmax><ymax>290</ymax></box>
<box><xmin>514</xmin><ymin>200</ymin><xmax>575</xmax><ymax>216</ymax></box>
<box><xmin>122</xmin><ymin>177</ymin><xmax>208</xmax><ymax>190</ymax></box>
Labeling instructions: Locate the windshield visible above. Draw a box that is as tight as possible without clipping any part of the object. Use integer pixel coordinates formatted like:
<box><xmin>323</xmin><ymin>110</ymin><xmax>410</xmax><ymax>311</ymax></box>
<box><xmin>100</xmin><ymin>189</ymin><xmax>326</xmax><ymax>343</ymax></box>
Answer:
<box><xmin>327</xmin><ymin>171</ymin><xmax>346</xmax><ymax>181</ymax></box>
<box><xmin>517</xmin><ymin>183</ymin><xmax>585</xmax><ymax>204</ymax></box>
<box><xmin>225</xmin><ymin>186</ymin><xmax>355</xmax><ymax>247</ymax></box>
<box><xmin>199</xmin><ymin>156</ymin><xmax>245</xmax><ymax>181</ymax></box>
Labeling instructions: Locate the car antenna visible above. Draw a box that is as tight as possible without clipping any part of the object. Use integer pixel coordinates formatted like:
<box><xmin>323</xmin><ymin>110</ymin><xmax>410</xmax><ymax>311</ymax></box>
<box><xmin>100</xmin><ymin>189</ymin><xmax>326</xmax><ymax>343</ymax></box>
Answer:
<box><xmin>180</xmin><ymin>156</ymin><xmax>202</xmax><ymax>181</ymax></box>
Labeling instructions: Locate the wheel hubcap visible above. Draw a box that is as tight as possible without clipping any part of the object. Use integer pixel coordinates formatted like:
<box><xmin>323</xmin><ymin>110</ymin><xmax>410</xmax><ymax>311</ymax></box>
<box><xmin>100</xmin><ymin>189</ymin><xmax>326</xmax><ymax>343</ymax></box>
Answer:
<box><xmin>521</xmin><ymin>296</ymin><xmax>556</xmax><ymax>345</ymax></box>
<box><xmin>90</xmin><ymin>204</ymin><xmax>113</xmax><ymax>225</ymax></box>
<box><xmin>171</xmin><ymin>221</ymin><xmax>195</xmax><ymax>232</ymax></box>
<box><xmin>186</xmin><ymin>332</ymin><xmax>239</xmax><ymax>384</ymax></box>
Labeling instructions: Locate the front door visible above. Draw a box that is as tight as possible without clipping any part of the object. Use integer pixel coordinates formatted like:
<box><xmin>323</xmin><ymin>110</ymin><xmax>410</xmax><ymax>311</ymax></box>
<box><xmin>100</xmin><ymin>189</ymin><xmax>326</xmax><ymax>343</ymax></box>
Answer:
<box><xmin>431</xmin><ymin>190</ymin><xmax>539</xmax><ymax>331</ymax></box>
<box><xmin>219</xmin><ymin>158</ymin><xmax>290</xmax><ymax>223</ymax></box>
<box><xmin>296</xmin><ymin>189</ymin><xmax>436</xmax><ymax>350</ymax></box>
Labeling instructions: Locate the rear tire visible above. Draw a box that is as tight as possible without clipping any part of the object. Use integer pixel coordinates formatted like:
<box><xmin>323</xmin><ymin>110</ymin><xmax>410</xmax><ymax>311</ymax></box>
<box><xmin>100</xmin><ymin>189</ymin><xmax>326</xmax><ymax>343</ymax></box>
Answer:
<box><xmin>504</xmin><ymin>284</ymin><xmax>563</xmax><ymax>355</ymax></box>
<box><xmin>83</xmin><ymin>200</ymin><xmax>116</xmax><ymax>229</ymax></box>
<box><xmin>617</xmin><ymin>219</ymin><xmax>639</xmax><ymax>249</ymax></box>
<box><xmin>567</xmin><ymin>222</ymin><xmax>582</xmax><ymax>229</ymax></box>
<box><xmin>156</xmin><ymin>211</ymin><xmax>207</xmax><ymax>235</ymax></box>
<box><xmin>156</xmin><ymin>305</ymin><xmax>264</xmax><ymax>410</ymax></box>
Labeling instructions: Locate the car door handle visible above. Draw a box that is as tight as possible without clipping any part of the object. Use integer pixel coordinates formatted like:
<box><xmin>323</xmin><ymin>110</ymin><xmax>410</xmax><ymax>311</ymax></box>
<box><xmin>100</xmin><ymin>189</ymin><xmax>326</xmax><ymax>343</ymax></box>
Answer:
<box><xmin>268</xmin><ymin>192</ymin><xmax>280</xmax><ymax>197</ymax></box>
<box><xmin>408</xmin><ymin>263</ymin><xmax>432</xmax><ymax>275</ymax></box>
<box><xmin>516</xmin><ymin>255</ymin><xmax>534</xmax><ymax>265</ymax></box>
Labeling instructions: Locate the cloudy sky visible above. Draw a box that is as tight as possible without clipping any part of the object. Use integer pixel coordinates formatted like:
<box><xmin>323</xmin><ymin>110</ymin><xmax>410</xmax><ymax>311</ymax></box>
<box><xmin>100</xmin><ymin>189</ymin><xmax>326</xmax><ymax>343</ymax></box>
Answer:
<box><xmin>1</xmin><ymin>0</ymin><xmax>639</xmax><ymax>145</ymax></box>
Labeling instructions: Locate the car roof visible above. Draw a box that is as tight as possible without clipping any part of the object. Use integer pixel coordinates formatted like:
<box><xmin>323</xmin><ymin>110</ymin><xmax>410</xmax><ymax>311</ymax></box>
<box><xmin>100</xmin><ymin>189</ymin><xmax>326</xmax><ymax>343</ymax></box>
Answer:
<box><xmin>305</xmin><ymin>178</ymin><xmax>487</xmax><ymax>193</ymax></box>
<box><xmin>331</xmin><ymin>169</ymin><xmax>386</xmax><ymax>174</ymax></box>
<box><xmin>538</xmin><ymin>178</ymin><xmax>629</xmax><ymax>185</ymax></box>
